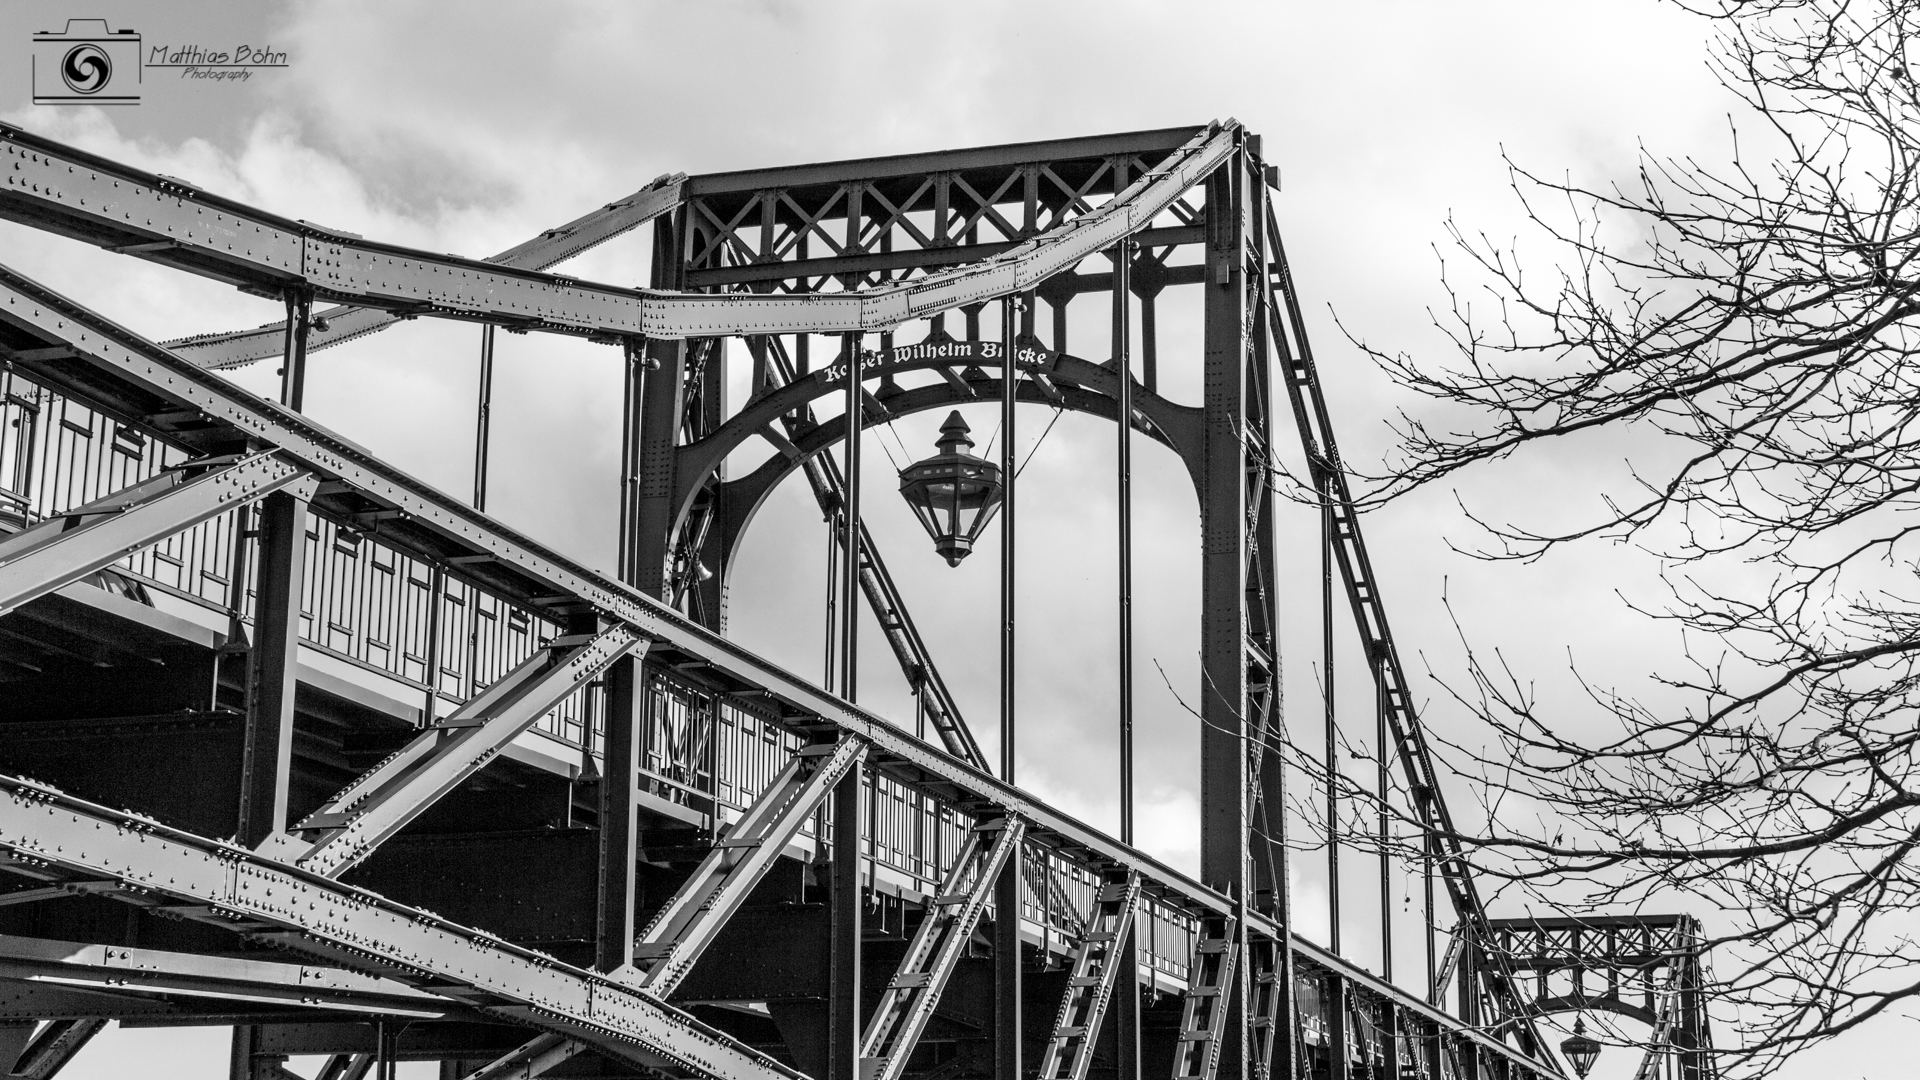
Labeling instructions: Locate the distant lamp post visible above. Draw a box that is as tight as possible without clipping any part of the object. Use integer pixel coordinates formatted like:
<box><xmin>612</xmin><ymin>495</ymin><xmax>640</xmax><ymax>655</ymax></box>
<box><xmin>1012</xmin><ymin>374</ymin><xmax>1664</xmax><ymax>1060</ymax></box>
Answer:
<box><xmin>1561</xmin><ymin>1018</ymin><xmax>1602</xmax><ymax>1079</ymax></box>
<box><xmin>898</xmin><ymin>411</ymin><xmax>1004</xmax><ymax>567</ymax></box>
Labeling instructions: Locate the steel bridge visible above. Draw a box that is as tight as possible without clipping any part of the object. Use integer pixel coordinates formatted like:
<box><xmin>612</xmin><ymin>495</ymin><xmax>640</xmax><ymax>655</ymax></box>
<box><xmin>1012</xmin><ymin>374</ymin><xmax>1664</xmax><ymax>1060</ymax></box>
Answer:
<box><xmin>0</xmin><ymin>120</ymin><xmax>1713</xmax><ymax>1080</ymax></box>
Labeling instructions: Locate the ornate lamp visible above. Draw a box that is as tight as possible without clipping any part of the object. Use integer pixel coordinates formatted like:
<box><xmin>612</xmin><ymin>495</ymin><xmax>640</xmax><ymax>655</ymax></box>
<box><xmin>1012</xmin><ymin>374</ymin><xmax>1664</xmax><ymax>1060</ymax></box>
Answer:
<box><xmin>1560</xmin><ymin>1018</ymin><xmax>1601</xmax><ymax>1079</ymax></box>
<box><xmin>898</xmin><ymin>411</ymin><xmax>1003</xmax><ymax>567</ymax></box>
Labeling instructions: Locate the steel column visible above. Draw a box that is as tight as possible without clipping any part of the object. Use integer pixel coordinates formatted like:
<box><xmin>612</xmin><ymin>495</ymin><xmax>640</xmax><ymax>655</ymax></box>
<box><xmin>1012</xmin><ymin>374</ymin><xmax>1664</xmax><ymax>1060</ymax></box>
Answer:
<box><xmin>994</xmin><ymin>832</ymin><xmax>1023</xmax><ymax>1080</ymax></box>
<box><xmin>1198</xmin><ymin>141</ymin><xmax>1253</xmax><ymax>1080</ymax></box>
<box><xmin>634</xmin><ymin>208</ymin><xmax>690</xmax><ymax>598</ymax></box>
<box><xmin>598</xmin><ymin>654</ymin><xmax>643</xmax><ymax>974</ymax></box>
<box><xmin>618</xmin><ymin>337</ymin><xmax>647</xmax><ymax>586</ymax></box>
<box><xmin>1115</xmin><ymin>920</ymin><xmax>1141</xmax><ymax>1080</ymax></box>
<box><xmin>829</xmin><ymin>761</ymin><xmax>864</xmax><ymax>1080</ymax></box>
<box><xmin>239</xmin><ymin>488</ymin><xmax>308</xmax><ymax>848</ymax></box>
<box><xmin>279</xmin><ymin>287</ymin><xmax>312</xmax><ymax>411</ymax></box>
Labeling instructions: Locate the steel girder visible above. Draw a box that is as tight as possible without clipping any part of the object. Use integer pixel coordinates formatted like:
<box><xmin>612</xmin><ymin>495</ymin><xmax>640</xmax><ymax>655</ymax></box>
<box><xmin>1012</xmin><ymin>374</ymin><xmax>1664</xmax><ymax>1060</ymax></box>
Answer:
<box><xmin>255</xmin><ymin>625</ymin><xmax>643</xmax><ymax>877</ymax></box>
<box><xmin>1484</xmin><ymin>916</ymin><xmax>1715</xmax><ymax>1080</ymax></box>
<box><xmin>0</xmin><ymin>451</ymin><xmax>311</xmax><ymax>618</ymax></box>
<box><xmin>0</xmin><ymin>774</ymin><xmax>803</xmax><ymax>1080</ymax></box>
<box><xmin>858</xmin><ymin>818</ymin><xmax>1025</xmax><ymax>1080</ymax></box>
<box><xmin>161</xmin><ymin>172</ymin><xmax>687</xmax><ymax>369</ymax></box>
<box><xmin>632</xmin><ymin>737</ymin><xmax>866</xmax><ymax>996</ymax></box>
<box><xmin>0</xmin><ymin>934</ymin><xmax>458</xmax><ymax>1019</ymax></box>
<box><xmin>7</xmin><ymin>1018</ymin><xmax>104</xmax><ymax>1080</ymax></box>
<box><xmin>464</xmin><ymin>1032</ymin><xmax>584</xmax><ymax>1080</ymax></box>
<box><xmin>0</xmin><ymin>121</ymin><xmax>1233</xmax><ymax>340</ymax></box>
<box><xmin>0</xmin><ymin>264</ymin><xmax>1558</xmax><ymax>1078</ymax></box>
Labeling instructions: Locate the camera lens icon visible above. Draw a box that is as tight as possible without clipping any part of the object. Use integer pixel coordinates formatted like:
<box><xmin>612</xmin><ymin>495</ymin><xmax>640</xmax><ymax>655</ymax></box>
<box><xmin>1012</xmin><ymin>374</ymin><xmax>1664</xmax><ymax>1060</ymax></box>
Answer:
<box><xmin>60</xmin><ymin>44</ymin><xmax>113</xmax><ymax>95</ymax></box>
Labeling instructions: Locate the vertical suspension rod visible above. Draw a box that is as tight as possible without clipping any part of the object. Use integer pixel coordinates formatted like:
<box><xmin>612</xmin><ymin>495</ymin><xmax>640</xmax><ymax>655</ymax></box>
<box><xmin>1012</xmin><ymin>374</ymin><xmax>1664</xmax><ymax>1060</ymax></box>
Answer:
<box><xmin>1114</xmin><ymin>241</ymin><xmax>1134</xmax><ymax>844</ymax></box>
<box><xmin>616</xmin><ymin>336</ymin><xmax>646</xmax><ymax>586</ymax></box>
<box><xmin>1000</xmin><ymin>297</ymin><xmax>1018</xmax><ymax>784</ymax></box>
<box><xmin>1379</xmin><ymin>666</ymin><xmax>1392</xmax><ymax>981</ymax></box>
<box><xmin>1323</xmin><ymin>471</ymin><xmax>1340</xmax><ymax>955</ymax></box>
<box><xmin>842</xmin><ymin>331</ymin><xmax>862</xmax><ymax>702</ymax></box>
<box><xmin>474</xmin><ymin>324</ymin><xmax>495</xmax><ymax>512</ymax></box>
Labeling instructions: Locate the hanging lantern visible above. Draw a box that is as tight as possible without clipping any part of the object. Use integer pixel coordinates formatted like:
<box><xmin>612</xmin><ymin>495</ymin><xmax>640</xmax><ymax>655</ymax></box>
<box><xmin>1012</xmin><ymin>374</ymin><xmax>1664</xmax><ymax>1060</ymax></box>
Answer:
<box><xmin>1560</xmin><ymin>1018</ymin><xmax>1601</xmax><ymax>1079</ymax></box>
<box><xmin>898</xmin><ymin>411</ymin><xmax>1003</xmax><ymax>567</ymax></box>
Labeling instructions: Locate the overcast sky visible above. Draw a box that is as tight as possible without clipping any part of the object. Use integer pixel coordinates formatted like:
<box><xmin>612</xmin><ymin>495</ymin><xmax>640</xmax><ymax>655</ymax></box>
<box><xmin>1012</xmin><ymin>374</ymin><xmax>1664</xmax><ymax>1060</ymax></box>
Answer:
<box><xmin>0</xmin><ymin>2</ymin><xmax>1880</xmax><ymax>1078</ymax></box>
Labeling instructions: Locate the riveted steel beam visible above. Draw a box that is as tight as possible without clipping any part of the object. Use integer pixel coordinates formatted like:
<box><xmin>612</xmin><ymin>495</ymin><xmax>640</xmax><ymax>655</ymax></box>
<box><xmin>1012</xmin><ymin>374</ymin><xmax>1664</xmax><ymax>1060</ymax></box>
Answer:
<box><xmin>0</xmin><ymin>934</ymin><xmax>456</xmax><ymax>1018</ymax></box>
<box><xmin>257</xmin><ymin>625</ymin><xmax>643</xmax><ymax>878</ymax></box>
<box><xmin>462</xmin><ymin>1032</ymin><xmax>584</xmax><ymax>1080</ymax></box>
<box><xmin>10</xmin><ymin>1017</ymin><xmax>105</xmax><ymax>1080</ymax></box>
<box><xmin>0</xmin><ymin>451</ymin><xmax>311</xmax><ymax>618</ymax></box>
<box><xmin>860</xmin><ymin>817</ymin><xmax>1025</xmax><ymax>1080</ymax></box>
<box><xmin>633</xmin><ymin>737</ymin><xmax>867</xmax><ymax>997</ymax></box>
<box><xmin>163</xmin><ymin>174</ymin><xmax>687</xmax><ymax>370</ymax></box>
<box><xmin>0</xmin><ymin>121</ymin><xmax>1233</xmax><ymax>340</ymax></box>
<box><xmin>0</xmin><ymin>775</ymin><xmax>804</xmax><ymax>1080</ymax></box>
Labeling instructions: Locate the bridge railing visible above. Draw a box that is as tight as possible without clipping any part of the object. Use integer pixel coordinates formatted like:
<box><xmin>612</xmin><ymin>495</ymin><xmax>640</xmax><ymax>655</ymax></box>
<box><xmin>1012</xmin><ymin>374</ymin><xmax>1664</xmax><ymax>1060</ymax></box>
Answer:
<box><xmin>0</xmin><ymin>362</ymin><xmax>1199</xmax><ymax>980</ymax></box>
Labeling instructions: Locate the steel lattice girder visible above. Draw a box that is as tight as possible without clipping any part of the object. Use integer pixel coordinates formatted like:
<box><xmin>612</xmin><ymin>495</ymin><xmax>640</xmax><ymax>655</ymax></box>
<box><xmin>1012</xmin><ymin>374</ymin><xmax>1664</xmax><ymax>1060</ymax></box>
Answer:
<box><xmin>634</xmin><ymin>737</ymin><xmax>866</xmax><ymax>997</ymax></box>
<box><xmin>858</xmin><ymin>818</ymin><xmax>1025</xmax><ymax>1080</ymax></box>
<box><xmin>0</xmin><ymin>451</ymin><xmax>311</xmax><ymax>618</ymax></box>
<box><xmin>1172</xmin><ymin>917</ymin><xmax>1239</xmax><ymax>1080</ymax></box>
<box><xmin>0</xmin><ymin>776</ymin><xmax>803</xmax><ymax>1080</ymax></box>
<box><xmin>1035</xmin><ymin>870</ymin><xmax>1141</xmax><ymax>1080</ymax></box>
<box><xmin>161</xmin><ymin>172</ymin><xmax>688</xmax><ymax>370</ymax></box>
<box><xmin>0</xmin><ymin>934</ymin><xmax>457</xmax><ymax>1019</ymax></box>
<box><xmin>256</xmin><ymin>625</ymin><xmax>644</xmax><ymax>878</ymax></box>
<box><xmin>0</xmin><ymin>263</ymin><xmax>1557</xmax><ymax>1078</ymax></box>
<box><xmin>0</xmin><ymin>120</ymin><xmax>1233</xmax><ymax>339</ymax></box>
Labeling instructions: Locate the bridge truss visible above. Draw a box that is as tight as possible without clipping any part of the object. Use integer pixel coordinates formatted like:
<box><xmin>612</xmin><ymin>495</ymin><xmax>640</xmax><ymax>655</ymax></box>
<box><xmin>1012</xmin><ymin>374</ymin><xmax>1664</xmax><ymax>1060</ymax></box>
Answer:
<box><xmin>0</xmin><ymin>119</ymin><xmax>1705</xmax><ymax>1079</ymax></box>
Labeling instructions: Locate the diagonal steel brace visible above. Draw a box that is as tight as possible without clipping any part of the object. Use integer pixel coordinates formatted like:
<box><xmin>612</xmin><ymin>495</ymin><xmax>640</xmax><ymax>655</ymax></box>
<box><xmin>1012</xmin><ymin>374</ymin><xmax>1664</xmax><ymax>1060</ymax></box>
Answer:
<box><xmin>633</xmin><ymin>737</ymin><xmax>868</xmax><ymax>996</ymax></box>
<box><xmin>1036</xmin><ymin>869</ymin><xmax>1142</xmax><ymax>1080</ymax></box>
<box><xmin>0</xmin><ymin>451</ymin><xmax>311</xmax><ymax>618</ymax></box>
<box><xmin>9</xmin><ymin>1018</ymin><xmax>105</xmax><ymax>1080</ymax></box>
<box><xmin>461</xmin><ymin>1032</ymin><xmax>583</xmax><ymax>1080</ymax></box>
<box><xmin>1172</xmin><ymin>916</ymin><xmax>1240</xmax><ymax>1080</ymax></box>
<box><xmin>0</xmin><ymin>933</ymin><xmax>455</xmax><ymax>1018</ymax></box>
<box><xmin>858</xmin><ymin>817</ymin><xmax>1027</xmax><ymax>1080</ymax></box>
<box><xmin>257</xmin><ymin>625</ymin><xmax>643</xmax><ymax>877</ymax></box>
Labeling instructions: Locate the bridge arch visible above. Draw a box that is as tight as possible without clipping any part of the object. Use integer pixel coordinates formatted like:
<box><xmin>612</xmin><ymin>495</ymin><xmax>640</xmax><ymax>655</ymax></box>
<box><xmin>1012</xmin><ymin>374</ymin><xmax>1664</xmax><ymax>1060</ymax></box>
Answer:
<box><xmin>668</xmin><ymin>343</ymin><xmax>1204</xmax><ymax>589</ymax></box>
